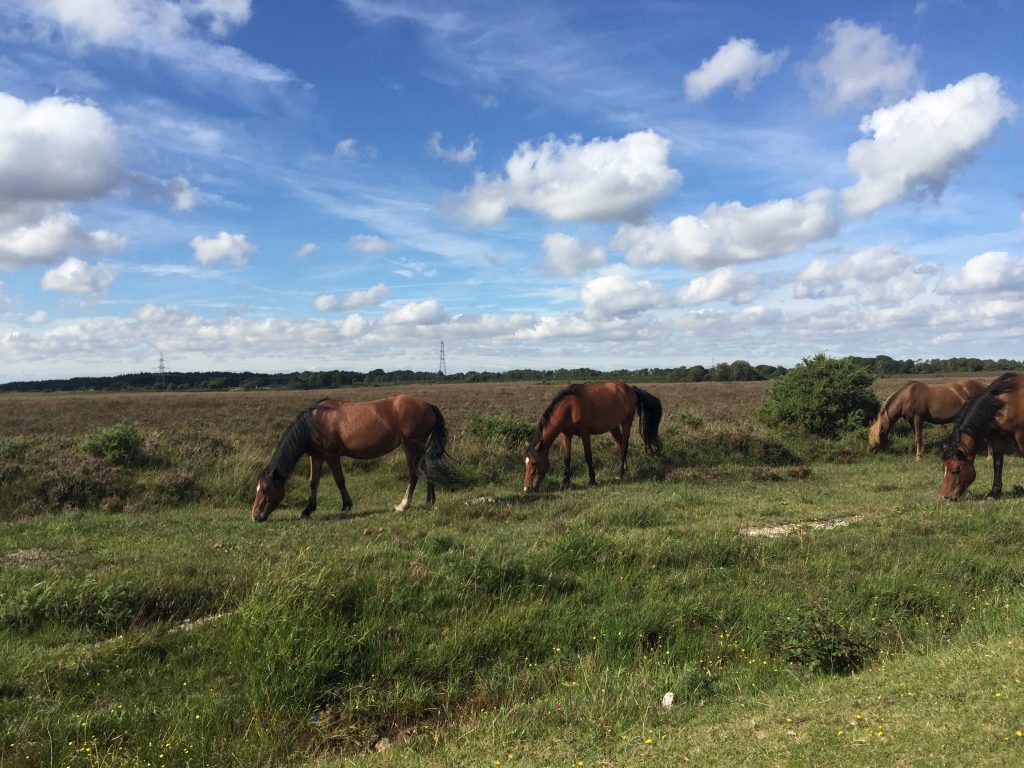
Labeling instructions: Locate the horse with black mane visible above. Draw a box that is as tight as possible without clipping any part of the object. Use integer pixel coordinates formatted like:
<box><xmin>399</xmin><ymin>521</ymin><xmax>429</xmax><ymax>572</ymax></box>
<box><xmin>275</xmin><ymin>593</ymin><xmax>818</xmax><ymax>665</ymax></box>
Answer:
<box><xmin>251</xmin><ymin>396</ymin><xmax>452</xmax><ymax>521</ymax></box>
<box><xmin>523</xmin><ymin>380</ymin><xmax>662</xmax><ymax>492</ymax></box>
<box><xmin>940</xmin><ymin>373</ymin><xmax>1024</xmax><ymax>501</ymax></box>
<box><xmin>868</xmin><ymin>378</ymin><xmax>984</xmax><ymax>460</ymax></box>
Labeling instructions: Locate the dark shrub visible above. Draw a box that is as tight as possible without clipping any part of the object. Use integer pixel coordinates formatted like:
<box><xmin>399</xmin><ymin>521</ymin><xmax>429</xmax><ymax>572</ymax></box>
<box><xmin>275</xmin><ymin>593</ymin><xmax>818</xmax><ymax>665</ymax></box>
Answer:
<box><xmin>757</xmin><ymin>353</ymin><xmax>879</xmax><ymax>438</ymax></box>
<box><xmin>82</xmin><ymin>423</ymin><xmax>145</xmax><ymax>467</ymax></box>
<box><xmin>465</xmin><ymin>414</ymin><xmax>535</xmax><ymax>448</ymax></box>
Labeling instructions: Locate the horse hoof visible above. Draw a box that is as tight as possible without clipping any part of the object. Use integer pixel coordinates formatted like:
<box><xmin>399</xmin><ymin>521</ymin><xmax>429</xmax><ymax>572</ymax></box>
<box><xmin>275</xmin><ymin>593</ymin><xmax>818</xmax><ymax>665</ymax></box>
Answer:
<box><xmin>394</xmin><ymin>503</ymin><xmax>410</xmax><ymax>513</ymax></box>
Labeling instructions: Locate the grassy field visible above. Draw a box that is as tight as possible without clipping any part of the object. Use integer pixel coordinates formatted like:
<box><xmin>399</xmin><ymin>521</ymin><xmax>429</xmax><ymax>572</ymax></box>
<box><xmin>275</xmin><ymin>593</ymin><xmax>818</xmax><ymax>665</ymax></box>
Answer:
<box><xmin>2</xmin><ymin>378</ymin><xmax>1024</xmax><ymax>767</ymax></box>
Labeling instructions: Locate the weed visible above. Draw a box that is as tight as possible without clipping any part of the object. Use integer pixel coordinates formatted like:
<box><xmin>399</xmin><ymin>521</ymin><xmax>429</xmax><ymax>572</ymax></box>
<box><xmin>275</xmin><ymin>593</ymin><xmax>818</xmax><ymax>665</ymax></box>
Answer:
<box><xmin>82</xmin><ymin>423</ymin><xmax>145</xmax><ymax>467</ymax></box>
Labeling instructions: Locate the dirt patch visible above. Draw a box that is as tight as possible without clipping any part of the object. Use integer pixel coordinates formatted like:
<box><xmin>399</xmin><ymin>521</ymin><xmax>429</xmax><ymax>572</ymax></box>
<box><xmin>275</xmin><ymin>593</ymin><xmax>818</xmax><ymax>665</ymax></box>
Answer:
<box><xmin>740</xmin><ymin>515</ymin><xmax>863</xmax><ymax>539</ymax></box>
<box><xmin>2</xmin><ymin>548</ymin><xmax>56</xmax><ymax>566</ymax></box>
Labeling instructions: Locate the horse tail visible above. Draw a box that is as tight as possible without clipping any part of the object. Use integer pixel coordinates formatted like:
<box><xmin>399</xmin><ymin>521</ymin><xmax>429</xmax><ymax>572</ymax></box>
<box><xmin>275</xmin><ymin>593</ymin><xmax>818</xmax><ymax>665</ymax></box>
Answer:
<box><xmin>631</xmin><ymin>386</ymin><xmax>663</xmax><ymax>455</ymax></box>
<box><xmin>418</xmin><ymin>404</ymin><xmax>459</xmax><ymax>486</ymax></box>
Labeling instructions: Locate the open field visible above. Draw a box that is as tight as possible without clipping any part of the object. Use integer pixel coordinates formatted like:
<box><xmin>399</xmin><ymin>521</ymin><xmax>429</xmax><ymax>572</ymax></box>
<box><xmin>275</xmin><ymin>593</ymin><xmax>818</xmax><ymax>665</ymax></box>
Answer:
<box><xmin>2</xmin><ymin>378</ymin><xmax>1024</xmax><ymax>767</ymax></box>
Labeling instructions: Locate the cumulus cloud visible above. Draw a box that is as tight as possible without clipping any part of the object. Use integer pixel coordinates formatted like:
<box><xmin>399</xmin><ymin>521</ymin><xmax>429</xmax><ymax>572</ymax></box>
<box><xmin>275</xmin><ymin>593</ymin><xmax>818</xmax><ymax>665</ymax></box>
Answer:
<box><xmin>380</xmin><ymin>299</ymin><xmax>447</xmax><ymax>325</ymax></box>
<box><xmin>190</xmin><ymin>231</ymin><xmax>255</xmax><ymax>266</ymax></box>
<box><xmin>334</xmin><ymin>138</ymin><xmax>359</xmax><ymax>158</ymax></box>
<box><xmin>0</xmin><ymin>93</ymin><xmax>122</xmax><ymax>205</ymax></box>
<box><xmin>456</xmin><ymin>130</ymin><xmax>681</xmax><ymax>226</ymax></box>
<box><xmin>0</xmin><ymin>211</ymin><xmax>125</xmax><ymax>270</ymax></box>
<box><xmin>614</xmin><ymin>188</ymin><xmax>837</xmax><ymax>269</ymax></box>
<box><xmin>167</xmin><ymin>176</ymin><xmax>201</xmax><ymax>211</ymax></box>
<box><xmin>684</xmin><ymin>37</ymin><xmax>787</xmax><ymax>101</ymax></box>
<box><xmin>427</xmin><ymin>132</ymin><xmax>477</xmax><ymax>164</ymax></box>
<box><xmin>936</xmin><ymin>251</ymin><xmax>1024</xmax><ymax>294</ymax></box>
<box><xmin>579</xmin><ymin>273</ymin><xmax>666</xmax><ymax>320</ymax></box>
<box><xmin>841</xmin><ymin>73</ymin><xmax>1016</xmax><ymax>216</ymax></box>
<box><xmin>348</xmin><ymin>234</ymin><xmax>391</xmax><ymax>253</ymax></box>
<box><xmin>808</xmin><ymin>20</ymin><xmax>921</xmax><ymax>111</ymax></box>
<box><xmin>314</xmin><ymin>283</ymin><xmax>389</xmax><ymax>311</ymax></box>
<box><xmin>676</xmin><ymin>267</ymin><xmax>760</xmax><ymax>305</ymax></box>
<box><xmin>540</xmin><ymin>233</ymin><xmax>606</xmax><ymax>277</ymax></box>
<box><xmin>295</xmin><ymin>242</ymin><xmax>320</xmax><ymax>258</ymax></box>
<box><xmin>40</xmin><ymin>257</ymin><xmax>117</xmax><ymax>295</ymax></box>
<box><xmin>0</xmin><ymin>93</ymin><xmax>127</xmax><ymax>269</ymax></box>
<box><xmin>794</xmin><ymin>245</ymin><xmax>937</xmax><ymax>306</ymax></box>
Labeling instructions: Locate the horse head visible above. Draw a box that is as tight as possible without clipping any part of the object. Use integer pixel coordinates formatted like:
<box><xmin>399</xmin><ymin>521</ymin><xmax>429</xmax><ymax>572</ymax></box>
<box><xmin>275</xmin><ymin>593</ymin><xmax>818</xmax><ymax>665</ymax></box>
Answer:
<box><xmin>251</xmin><ymin>467</ymin><xmax>286</xmax><ymax>521</ymax></box>
<box><xmin>939</xmin><ymin>444</ymin><xmax>976</xmax><ymax>501</ymax></box>
<box><xmin>523</xmin><ymin>442</ymin><xmax>550</xmax><ymax>493</ymax></box>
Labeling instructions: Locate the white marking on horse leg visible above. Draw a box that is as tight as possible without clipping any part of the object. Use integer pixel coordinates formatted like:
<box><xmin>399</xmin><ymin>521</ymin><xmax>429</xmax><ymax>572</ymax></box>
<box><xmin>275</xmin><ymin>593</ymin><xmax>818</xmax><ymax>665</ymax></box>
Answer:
<box><xmin>394</xmin><ymin>483</ymin><xmax>413</xmax><ymax>512</ymax></box>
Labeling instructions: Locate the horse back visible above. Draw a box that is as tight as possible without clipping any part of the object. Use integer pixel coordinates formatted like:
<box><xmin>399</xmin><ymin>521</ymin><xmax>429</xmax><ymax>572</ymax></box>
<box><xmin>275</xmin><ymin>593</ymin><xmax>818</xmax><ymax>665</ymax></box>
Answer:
<box><xmin>312</xmin><ymin>396</ymin><xmax>434</xmax><ymax>458</ymax></box>
<box><xmin>570</xmin><ymin>380</ymin><xmax>635</xmax><ymax>435</ymax></box>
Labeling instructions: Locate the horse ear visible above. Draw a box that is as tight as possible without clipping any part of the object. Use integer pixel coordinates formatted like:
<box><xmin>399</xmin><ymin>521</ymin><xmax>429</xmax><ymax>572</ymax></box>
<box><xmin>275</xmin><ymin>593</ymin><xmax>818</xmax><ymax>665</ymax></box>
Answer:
<box><xmin>271</xmin><ymin>468</ymin><xmax>283</xmax><ymax>482</ymax></box>
<box><xmin>955</xmin><ymin>448</ymin><xmax>968</xmax><ymax>461</ymax></box>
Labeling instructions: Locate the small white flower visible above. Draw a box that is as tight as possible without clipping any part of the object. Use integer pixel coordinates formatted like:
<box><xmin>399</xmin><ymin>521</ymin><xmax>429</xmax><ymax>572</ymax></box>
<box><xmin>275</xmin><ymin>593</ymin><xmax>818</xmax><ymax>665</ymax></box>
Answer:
<box><xmin>662</xmin><ymin>691</ymin><xmax>675</xmax><ymax>709</ymax></box>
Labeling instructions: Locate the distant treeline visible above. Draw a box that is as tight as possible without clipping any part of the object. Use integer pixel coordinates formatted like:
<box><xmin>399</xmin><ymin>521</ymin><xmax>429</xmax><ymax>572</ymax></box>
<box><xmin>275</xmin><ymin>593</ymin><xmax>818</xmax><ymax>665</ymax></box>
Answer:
<box><xmin>2</xmin><ymin>355</ymin><xmax>1022</xmax><ymax>393</ymax></box>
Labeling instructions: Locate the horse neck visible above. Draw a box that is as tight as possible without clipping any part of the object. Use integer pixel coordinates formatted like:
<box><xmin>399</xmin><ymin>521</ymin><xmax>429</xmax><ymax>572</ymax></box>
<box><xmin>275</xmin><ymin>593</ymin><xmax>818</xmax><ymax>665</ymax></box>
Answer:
<box><xmin>534</xmin><ymin>399</ymin><xmax>572</xmax><ymax>453</ymax></box>
<box><xmin>268</xmin><ymin>412</ymin><xmax>315</xmax><ymax>478</ymax></box>
<box><xmin>957</xmin><ymin>432</ymin><xmax>980</xmax><ymax>459</ymax></box>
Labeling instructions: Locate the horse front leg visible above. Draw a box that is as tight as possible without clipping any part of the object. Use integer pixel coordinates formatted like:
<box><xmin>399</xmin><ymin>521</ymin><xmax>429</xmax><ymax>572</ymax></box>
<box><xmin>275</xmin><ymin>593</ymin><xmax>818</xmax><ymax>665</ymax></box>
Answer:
<box><xmin>560</xmin><ymin>433</ymin><xmax>572</xmax><ymax>490</ymax></box>
<box><xmin>912</xmin><ymin>415</ymin><xmax>924</xmax><ymax>461</ymax></box>
<box><xmin>986</xmin><ymin>441</ymin><xmax>1005</xmax><ymax>500</ymax></box>
<box><xmin>581</xmin><ymin>433</ymin><xmax>596</xmax><ymax>486</ymax></box>
<box><xmin>302</xmin><ymin>456</ymin><xmax>322</xmax><ymax>518</ymax></box>
<box><xmin>326</xmin><ymin>456</ymin><xmax>353</xmax><ymax>515</ymax></box>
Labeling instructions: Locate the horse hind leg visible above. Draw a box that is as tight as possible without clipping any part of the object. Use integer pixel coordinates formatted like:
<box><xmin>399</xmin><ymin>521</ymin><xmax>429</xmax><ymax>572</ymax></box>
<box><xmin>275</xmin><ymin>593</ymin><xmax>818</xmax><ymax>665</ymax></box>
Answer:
<box><xmin>395</xmin><ymin>440</ymin><xmax>420</xmax><ymax>512</ymax></box>
<box><xmin>611</xmin><ymin>426</ymin><xmax>626</xmax><ymax>479</ymax></box>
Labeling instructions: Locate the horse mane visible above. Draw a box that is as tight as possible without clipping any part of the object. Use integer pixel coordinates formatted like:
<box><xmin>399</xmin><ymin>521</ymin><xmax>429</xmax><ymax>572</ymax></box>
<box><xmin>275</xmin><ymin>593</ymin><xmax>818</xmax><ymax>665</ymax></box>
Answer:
<box><xmin>267</xmin><ymin>403</ymin><xmax>328</xmax><ymax>478</ymax></box>
<box><xmin>529</xmin><ymin>384</ymin><xmax>585</xmax><ymax>449</ymax></box>
<box><xmin>943</xmin><ymin>374</ymin><xmax>1018</xmax><ymax>458</ymax></box>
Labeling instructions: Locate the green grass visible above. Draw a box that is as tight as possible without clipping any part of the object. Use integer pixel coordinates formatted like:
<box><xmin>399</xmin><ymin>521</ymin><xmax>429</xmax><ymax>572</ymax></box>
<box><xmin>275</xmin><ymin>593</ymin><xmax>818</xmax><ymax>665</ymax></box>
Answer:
<box><xmin>1</xmin><ymin>384</ymin><xmax>1023</xmax><ymax>766</ymax></box>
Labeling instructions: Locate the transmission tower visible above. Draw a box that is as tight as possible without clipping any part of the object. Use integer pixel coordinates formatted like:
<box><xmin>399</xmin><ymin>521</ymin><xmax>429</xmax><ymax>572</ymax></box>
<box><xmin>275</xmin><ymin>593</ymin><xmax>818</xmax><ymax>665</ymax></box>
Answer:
<box><xmin>438</xmin><ymin>340</ymin><xmax>447</xmax><ymax>376</ymax></box>
<box><xmin>158</xmin><ymin>352</ymin><xmax>166</xmax><ymax>388</ymax></box>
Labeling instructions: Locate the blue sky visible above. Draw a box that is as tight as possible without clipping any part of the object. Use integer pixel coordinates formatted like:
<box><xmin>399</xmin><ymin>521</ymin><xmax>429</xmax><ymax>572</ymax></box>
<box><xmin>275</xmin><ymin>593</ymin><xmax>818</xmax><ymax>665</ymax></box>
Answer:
<box><xmin>0</xmin><ymin>0</ymin><xmax>1021</xmax><ymax>380</ymax></box>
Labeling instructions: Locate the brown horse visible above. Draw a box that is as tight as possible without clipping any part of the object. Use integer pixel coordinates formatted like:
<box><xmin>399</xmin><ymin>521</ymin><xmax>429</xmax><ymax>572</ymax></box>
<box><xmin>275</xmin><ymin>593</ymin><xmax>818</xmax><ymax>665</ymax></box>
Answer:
<box><xmin>868</xmin><ymin>378</ymin><xmax>984</xmax><ymax>459</ymax></box>
<box><xmin>251</xmin><ymin>396</ymin><xmax>452</xmax><ymax>522</ymax></box>
<box><xmin>940</xmin><ymin>373</ymin><xmax>1024</xmax><ymax>500</ymax></box>
<box><xmin>523</xmin><ymin>381</ymin><xmax>662</xmax><ymax>492</ymax></box>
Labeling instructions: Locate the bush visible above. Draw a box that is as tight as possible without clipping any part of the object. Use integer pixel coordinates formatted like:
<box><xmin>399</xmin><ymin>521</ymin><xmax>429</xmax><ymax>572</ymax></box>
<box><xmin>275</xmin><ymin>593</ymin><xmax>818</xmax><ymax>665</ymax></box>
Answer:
<box><xmin>757</xmin><ymin>353</ymin><xmax>879</xmax><ymax>438</ymax></box>
<box><xmin>465</xmin><ymin>414</ymin><xmax>535</xmax><ymax>448</ymax></box>
<box><xmin>82</xmin><ymin>423</ymin><xmax>145</xmax><ymax>467</ymax></box>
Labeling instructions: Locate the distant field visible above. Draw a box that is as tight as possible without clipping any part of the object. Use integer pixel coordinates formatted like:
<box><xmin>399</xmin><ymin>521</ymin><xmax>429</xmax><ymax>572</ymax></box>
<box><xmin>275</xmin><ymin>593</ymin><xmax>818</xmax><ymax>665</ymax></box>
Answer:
<box><xmin>2</xmin><ymin>376</ymin><xmax>1023</xmax><ymax>767</ymax></box>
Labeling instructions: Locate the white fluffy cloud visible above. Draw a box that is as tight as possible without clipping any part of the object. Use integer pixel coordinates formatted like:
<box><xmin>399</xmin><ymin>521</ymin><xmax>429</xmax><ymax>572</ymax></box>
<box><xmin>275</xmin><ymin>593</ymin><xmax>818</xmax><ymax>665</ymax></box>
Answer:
<box><xmin>0</xmin><ymin>93</ymin><xmax>122</xmax><ymax>204</ymax></box>
<box><xmin>40</xmin><ymin>257</ymin><xmax>117</xmax><ymax>295</ymax></box>
<box><xmin>809</xmin><ymin>20</ymin><xmax>921</xmax><ymax>110</ymax></box>
<box><xmin>936</xmin><ymin>251</ymin><xmax>1024</xmax><ymax>294</ymax></box>
<box><xmin>314</xmin><ymin>284</ymin><xmax>389</xmax><ymax>311</ymax></box>
<box><xmin>684</xmin><ymin>37</ymin><xmax>787</xmax><ymax>101</ymax></box>
<box><xmin>0</xmin><ymin>211</ymin><xmax>125</xmax><ymax>270</ymax></box>
<box><xmin>427</xmin><ymin>132</ymin><xmax>477</xmax><ymax>164</ymax></box>
<box><xmin>380</xmin><ymin>299</ymin><xmax>447</xmax><ymax>325</ymax></box>
<box><xmin>614</xmin><ymin>188</ymin><xmax>836</xmax><ymax>268</ymax></box>
<box><xmin>579</xmin><ymin>273</ymin><xmax>666</xmax><ymax>320</ymax></box>
<box><xmin>456</xmin><ymin>130</ymin><xmax>681</xmax><ymax>225</ymax></box>
<box><xmin>841</xmin><ymin>73</ymin><xmax>1016</xmax><ymax>216</ymax></box>
<box><xmin>0</xmin><ymin>93</ymin><xmax>127</xmax><ymax>268</ymax></box>
<box><xmin>348</xmin><ymin>234</ymin><xmax>391</xmax><ymax>253</ymax></box>
<box><xmin>540</xmin><ymin>233</ymin><xmax>606</xmax><ymax>277</ymax></box>
<box><xmin>295</xmin><ymin>242</ymin><xmax>320</xmax><ymax>258</ymax></box>
<box><xmin>190</xmin><ymin>231</ymin><xmax>255</xmax><ymax>266</ymax></box>
<box><xmin>794</xmin><ymin>245</ymin><xmax>936</xmax><ymax>305</ymax></box>
<box><xmin>676</xmin><ymin>267</ymin><xmax>760</xmax><ymax>305</ymax></box>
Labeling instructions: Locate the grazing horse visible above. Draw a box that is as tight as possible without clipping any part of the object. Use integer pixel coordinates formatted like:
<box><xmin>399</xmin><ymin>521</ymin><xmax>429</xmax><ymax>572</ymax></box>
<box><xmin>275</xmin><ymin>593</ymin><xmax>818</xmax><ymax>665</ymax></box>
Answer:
<box><xmin>940</xmin><ymin>373</ymin><xmax>1024</xmax><ymax>501</ymax></box>
<box><xmin>523</xmin><ymin>381</ymin><xmax>662</xmax><ymax>492</ymax></box>
<box><xmin>251</xmin><ymin>396</ymin><xmax>452</xmax><ymax>522</ymax></box>
<box><xmin>868</xmin><ymin>379</ymin><xmax>984</xmax><ymax>460</ymax></box>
